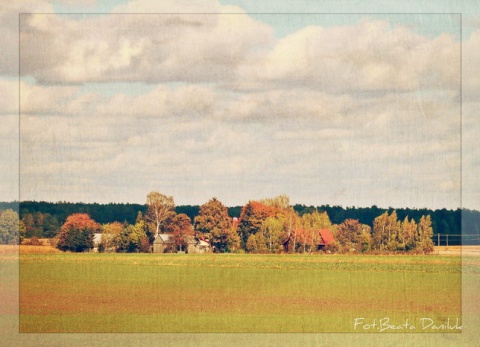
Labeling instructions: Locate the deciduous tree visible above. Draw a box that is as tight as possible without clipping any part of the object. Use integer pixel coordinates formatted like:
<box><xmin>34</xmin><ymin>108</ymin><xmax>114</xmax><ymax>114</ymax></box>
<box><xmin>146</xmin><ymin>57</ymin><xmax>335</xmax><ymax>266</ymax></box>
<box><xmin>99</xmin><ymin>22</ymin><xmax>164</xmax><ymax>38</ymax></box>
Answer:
<box><xmin>166</xmin><ymin>213</ymin><xmax>194</xmax><ymax>252</ymax></box>
<box><xmin>146</xmin><ymin>192</ymin><xmax>175</xmax><ymax>238</ymax></box>
<box><xmin>401</xmin><ymin>216</ymin><xmax>417</xmax><ymax>251</ymax></box>
<box><xmin>283</xmin><ymin>208</ymin><xmax>300</xmax><ymax>253</ymax></box>
<box><xmin>246</xmin><ymin>233</ymin><xmax>268</xmax><ymax>253</ymax></box>
<box><xmin>372</xmin><ymin>211</ymin><xmax>401</xmax><ymax>251</ymax></box>
<box><xmin>0</xmin><ymin>209</ymin><xmax>25</xmax><ymax>244</ymax></box>
<box><xmin>100</xmin><ymin>222</ymin><xmax>123</xmax><ymax>252</ymax></box>
<box><xmin>336</xmin><ymin>219</ymin><xmax>372</xmax><ymax>253</ymax></box>
<box><xmin>116</xmin><ymin>221</ymin><xmax>148</xmax><ymax>253</ymax></box>
<box><xmin>195</xmin><ymin>198</ymin><xmax>238</xmax><ymax>252</ymax></box>
<box><xmin>261</xmin><ymin>216</ymin><xmax>286</xmax><ymax>253</ymax></box>
<box><xmin>415</xmin><ymin>215</ymin><xmax>434</xmax><ymax>254</ymax></box>
<box><xmin>300</xmin><ymin>211</ymin><xmax>332</xmax><ymax>253</ymax></box>
<box><xmin>57</xmin><ymin>213</ymin><xmax>99</xmax><ymax>252</ymax></box>
<box><xmin>22</xmin><ymin>213</ymin><xmax>36</xmax><ymax>238</ymax></box>
<box><xmin>237</xmin><ymin>201</ymin><xmax>279</xmax><ymax>247</ymax></box>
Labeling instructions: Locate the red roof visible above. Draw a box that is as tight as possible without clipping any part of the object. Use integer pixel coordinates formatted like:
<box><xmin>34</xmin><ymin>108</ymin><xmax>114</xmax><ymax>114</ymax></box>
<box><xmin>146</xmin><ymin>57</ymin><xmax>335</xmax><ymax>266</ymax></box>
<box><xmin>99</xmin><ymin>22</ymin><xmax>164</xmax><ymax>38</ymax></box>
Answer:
<box><xmin>319</xmin><ymin>229</ymin><xmax>334</xmax><ymax>245</ymax></box>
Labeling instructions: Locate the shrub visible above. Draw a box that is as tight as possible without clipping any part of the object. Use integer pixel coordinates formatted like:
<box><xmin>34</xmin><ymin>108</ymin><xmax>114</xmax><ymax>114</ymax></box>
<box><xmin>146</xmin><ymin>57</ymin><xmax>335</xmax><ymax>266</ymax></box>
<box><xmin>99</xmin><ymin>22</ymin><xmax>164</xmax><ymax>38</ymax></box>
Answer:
<box><xmin>24</xmin><ymin>237</ymin><xmax>43</xmax><ymax>246</ymax></box>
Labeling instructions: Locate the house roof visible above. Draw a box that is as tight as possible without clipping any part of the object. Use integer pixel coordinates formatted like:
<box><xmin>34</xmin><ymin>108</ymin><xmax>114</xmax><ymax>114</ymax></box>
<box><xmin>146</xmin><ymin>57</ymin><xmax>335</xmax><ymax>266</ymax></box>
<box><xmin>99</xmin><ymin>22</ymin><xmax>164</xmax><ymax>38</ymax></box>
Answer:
<box><xmin>155</xmin><ymin>234</ymin><xmax>172</xmax><ymax>243</ymax></box>
<box><xmin>154</xmin><ymin>234</ymin><xmax>199</xmax><ymax>244</ymax></box>
<box><xmin>319</xmin><ymin>229</ymin><xmax>334</xmax><ymax>245</ymax></box>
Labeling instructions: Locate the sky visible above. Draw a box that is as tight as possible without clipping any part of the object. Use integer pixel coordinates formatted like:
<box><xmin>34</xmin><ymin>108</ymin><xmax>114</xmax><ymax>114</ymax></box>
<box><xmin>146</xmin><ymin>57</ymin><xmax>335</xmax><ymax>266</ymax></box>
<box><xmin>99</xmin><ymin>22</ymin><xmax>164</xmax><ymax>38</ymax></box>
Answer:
<box><xmin>1</xmin><ymin>0</ymin><xmax>479</xmax><ymax>210</ymax></box>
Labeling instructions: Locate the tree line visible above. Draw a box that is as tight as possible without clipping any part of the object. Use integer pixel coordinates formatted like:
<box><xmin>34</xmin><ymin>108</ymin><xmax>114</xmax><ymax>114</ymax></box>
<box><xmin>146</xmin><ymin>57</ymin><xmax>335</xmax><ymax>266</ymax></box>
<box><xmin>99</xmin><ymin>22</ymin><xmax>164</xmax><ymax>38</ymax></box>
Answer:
<box><xmin>1</xmin><ymin>195</ymin><xmax>479</xmax><ymax>249</ymax></box>
<box><xmin>0</xmin><ymin>193</ymin><xmax>445</xmax><ymax>254</ymax></box>
<box><xmin>2</xmin><ymin>200</ymin><xmax>477</xmax><ymax>242</ymax></box>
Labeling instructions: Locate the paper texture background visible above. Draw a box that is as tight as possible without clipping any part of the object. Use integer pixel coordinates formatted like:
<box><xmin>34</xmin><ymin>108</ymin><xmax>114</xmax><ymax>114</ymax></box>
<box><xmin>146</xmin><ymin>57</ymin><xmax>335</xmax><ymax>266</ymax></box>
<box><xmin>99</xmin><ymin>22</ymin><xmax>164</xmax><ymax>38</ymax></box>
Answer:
<box><xmin>1</xmin><ymin>0</ymin><xmax>479</xmax><ymax>346</ymax></box>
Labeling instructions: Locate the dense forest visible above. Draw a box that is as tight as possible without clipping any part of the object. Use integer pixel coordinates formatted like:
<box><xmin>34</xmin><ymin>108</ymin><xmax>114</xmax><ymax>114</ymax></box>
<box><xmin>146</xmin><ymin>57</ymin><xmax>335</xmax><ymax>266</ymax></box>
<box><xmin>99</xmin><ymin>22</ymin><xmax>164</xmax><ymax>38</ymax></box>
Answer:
<box><xmin>1</xmin><ymin>200</ymin><xmax>479</xmax><ymax>245</ymax></box>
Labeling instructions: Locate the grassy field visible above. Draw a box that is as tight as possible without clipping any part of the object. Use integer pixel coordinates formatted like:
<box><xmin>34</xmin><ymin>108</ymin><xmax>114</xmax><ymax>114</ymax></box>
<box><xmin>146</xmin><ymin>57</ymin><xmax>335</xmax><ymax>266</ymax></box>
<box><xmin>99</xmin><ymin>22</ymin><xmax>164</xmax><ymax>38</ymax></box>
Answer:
<box><xmin>17</xmin><ymin>251</ymin><xmax>470</xmax><ymax>333</ymax></box>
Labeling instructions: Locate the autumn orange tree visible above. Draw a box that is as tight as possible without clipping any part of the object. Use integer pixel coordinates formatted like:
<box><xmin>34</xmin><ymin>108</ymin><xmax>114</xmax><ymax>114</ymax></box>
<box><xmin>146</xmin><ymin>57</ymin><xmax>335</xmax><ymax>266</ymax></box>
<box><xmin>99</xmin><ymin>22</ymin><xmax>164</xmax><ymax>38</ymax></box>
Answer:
<box><xmin>335</xmin><ymin>219</ymin><xmax>372</xmax><ymax>253</ymax></box>
<box><xmin>195</xmin><ymin>198</ymin><xmax>239</xmax><ymax>252</ymax></box>
<box><xmin>237</xmin><ymin>201</ymin><xmax>279</xmax><ymax>248</ymax></box>
<box><xmin>166</xmin><ymin>213</ymin><xmax>194</xmax><ymax>252</ymax></box>
<box><xmin>57</xmin><ymin>213</ymin><xmax>99</xmax><ymax>252</ymax></box>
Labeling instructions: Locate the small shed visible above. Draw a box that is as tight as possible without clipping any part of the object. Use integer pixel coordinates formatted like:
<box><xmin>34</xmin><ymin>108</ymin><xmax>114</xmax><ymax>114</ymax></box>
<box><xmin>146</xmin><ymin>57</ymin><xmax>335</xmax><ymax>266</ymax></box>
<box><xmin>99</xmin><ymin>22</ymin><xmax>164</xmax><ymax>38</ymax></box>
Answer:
<box><xmin>153</xmin><ymin>234</ymin><xmax>174</xmax><ymax>253</ymax></box>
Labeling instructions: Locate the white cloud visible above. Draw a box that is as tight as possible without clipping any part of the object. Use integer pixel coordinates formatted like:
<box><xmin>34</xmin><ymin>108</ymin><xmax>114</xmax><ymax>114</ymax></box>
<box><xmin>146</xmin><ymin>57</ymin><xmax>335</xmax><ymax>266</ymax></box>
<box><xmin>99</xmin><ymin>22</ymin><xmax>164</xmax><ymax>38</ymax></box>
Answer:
<box><xmin>9</xmin><ymin>7</ymin><xmax>469</xmax><ymax>209</ymax></box>
<box><xmin>19</xmin><ymin>6</ymin><xmax>273</xmax><ymax>84</ymax></box>
<box><xmin>19</xmin><ymin>14</ymin><xmax>459</xmax><ymax>94</ymax></box>
<box><xmin>463</xmin><ymin>30</ymin><xmax>480</xmax><ymax>100</ymax></box>
<box><xmin>236</xmin><ymin>20</ymin><xmax>459</xmax><ymax>94</ymax></box>
<box><xmin>20</xmin><ymin>82</ymin><xmax>81</xmax><ymax>115</ymax></box>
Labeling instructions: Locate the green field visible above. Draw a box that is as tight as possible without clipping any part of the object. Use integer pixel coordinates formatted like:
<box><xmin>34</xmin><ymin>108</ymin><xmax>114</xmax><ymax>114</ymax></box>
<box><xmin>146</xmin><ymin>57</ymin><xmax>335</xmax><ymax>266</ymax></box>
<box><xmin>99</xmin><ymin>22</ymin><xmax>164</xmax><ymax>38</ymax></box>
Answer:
<box><xmin>19</xmin><ymin>253</ymin><xmax>468</xmax><ymax>333</ymax></box>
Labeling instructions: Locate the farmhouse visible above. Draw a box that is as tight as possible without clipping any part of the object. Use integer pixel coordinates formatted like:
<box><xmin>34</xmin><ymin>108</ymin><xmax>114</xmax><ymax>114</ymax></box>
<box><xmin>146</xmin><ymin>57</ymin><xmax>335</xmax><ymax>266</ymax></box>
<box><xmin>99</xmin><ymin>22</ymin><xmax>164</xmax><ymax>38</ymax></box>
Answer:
<box><xmin>153</xmin><ymin>234</ymin><xmax>210</xmax><ymax>254</ymax></box>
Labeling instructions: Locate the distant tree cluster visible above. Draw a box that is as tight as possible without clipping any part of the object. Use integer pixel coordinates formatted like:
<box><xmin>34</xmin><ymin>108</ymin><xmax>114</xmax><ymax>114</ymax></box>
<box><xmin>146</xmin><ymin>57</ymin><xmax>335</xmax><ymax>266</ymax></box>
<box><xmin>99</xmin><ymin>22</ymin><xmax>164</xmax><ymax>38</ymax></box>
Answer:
<box><xmin>2</xmin><ymin>193</ymin><xmax>478</xmax><ymax>250</ymax></box>
<box><xmin>370</xmin><ymin>211</ymin><xmax>434</xmax><ymax>254</ymax></box>
<box><xmin>21</xmin><ymin>212</ymin><xmax>60</xmax><ymax>239</ymax></box>
<box><xmin>189</xmin><ymin>194</ymin><xmax>435</xmax><ymax>255</ymax></box>
<box><xmin>9</xmin><ymin>201</ymin><xmax>476</xmax><ymax>246</ymax></box>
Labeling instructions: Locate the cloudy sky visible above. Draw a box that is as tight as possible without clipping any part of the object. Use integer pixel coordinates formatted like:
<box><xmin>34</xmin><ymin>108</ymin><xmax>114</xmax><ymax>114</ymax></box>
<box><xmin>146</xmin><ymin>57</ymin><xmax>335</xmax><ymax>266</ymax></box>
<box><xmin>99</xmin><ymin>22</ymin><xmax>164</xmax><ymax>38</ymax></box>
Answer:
<box><xmin>1</xmin><ymin>0</ymin><xmax>479</xmax><ymax>210</ymax></box>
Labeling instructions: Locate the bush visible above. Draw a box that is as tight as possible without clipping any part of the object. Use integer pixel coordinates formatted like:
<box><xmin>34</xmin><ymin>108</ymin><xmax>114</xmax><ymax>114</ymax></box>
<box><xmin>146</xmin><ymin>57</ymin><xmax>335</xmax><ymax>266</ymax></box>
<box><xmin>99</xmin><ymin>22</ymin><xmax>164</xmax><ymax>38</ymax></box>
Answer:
<box><xmin>23</xmin><ymin>237</ymin><xmax>43</xmax><ymax>246</ymax></box>
<box><xmin>139</xmin><ymin>237</ymin><xmax>151</xmax><ymax>253</ymax></box>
